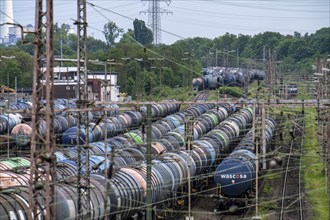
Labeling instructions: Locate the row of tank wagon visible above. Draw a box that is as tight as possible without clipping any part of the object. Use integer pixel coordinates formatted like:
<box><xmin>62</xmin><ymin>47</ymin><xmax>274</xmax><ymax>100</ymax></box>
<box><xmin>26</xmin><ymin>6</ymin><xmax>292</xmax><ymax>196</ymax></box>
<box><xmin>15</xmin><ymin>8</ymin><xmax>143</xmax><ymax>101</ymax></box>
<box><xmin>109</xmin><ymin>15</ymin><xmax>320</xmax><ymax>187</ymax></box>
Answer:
<box><xmin>0</xmin><ymin>102</ymin><xmax>277</xmax><ymax>219</ymax></box>
<box><xmin>0</xmin><ymin>98</ymin><xmax>118</xmax><ymax>143</ymax></box>
<box><xmin>214</xmin><ymin>116</ymin><xmax>276</xmax><ymax>213</ymax></box>
<box><xmin>192</xmin><ymin>67</ymin><xmax>265</xmax><ymax>91</ymax></box>
<box><xmin>0</xmin><ymin>98</ymin><xmax>184</xmax><ymax>148</ymax></box>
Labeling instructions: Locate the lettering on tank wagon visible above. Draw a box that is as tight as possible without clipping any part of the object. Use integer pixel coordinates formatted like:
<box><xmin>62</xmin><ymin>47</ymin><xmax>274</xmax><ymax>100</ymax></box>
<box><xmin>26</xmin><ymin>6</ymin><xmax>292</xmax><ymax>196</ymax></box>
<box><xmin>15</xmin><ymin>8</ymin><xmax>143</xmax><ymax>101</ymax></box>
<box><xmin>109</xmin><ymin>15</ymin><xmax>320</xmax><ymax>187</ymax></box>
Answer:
<box><xmin>220</xmin><ymin>174</ymin><xmax>247</xmax><ymax>179</ymax></box>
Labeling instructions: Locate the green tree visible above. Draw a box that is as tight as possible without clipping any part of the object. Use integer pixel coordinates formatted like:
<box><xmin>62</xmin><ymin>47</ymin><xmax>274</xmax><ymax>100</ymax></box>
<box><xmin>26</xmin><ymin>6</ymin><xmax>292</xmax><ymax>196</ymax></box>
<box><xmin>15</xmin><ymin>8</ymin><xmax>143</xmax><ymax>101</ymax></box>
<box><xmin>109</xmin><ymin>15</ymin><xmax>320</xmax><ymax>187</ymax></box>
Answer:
<box><xmin>87</xmin><ymin>36</ymin><xmax>108</xmax><ymax>52</ymax></box>
<box><xmin>103</xmin><ymin>21</ymin><xmax>123</xmax><ymax>47</ymax></box>
<box><xmin>288</xmin><ymin>39</ymin><xmax>313</xmax><ymax>61</ymax></box>
<box><xmin>276</xmin><ymin>38</ymin><xmax>294</xmax><ymax>58</ymax></box>
<box><xmin>0</xmin><ymin>48</ymin><xmax>32</xmax><ymax>88</ymax></box>
<box><xmin>119</xmin><ymin>29</ymin><xmax>135</xmax><ymax>44</ymax></box>
<box><xmin>54</xmin><ymin>23</ymin><xmax>76</xmax><ymax>58</ymax></box>
<box><xmin>133</xmin><ymin>19</ymin><xmax>153</xmax><ymax>45</ymax></box>
<box><xmin>236</xmin><ymin>34</ymin><xmax>250</xmax><ymax>54</ymax></box>
<box><xmin>126</xmin><ymin>76</ymin><xmax>135</xmax><ymax>98</ymax></box>
<box><xmin>16</xmin><ymin>33</ymin><xmax>34</xmax><ymax>55</ymax></box>
<box><xmin>308</xmin><ymin>27</ymin><xmax>330</xmax><ymax>55</ymax></box>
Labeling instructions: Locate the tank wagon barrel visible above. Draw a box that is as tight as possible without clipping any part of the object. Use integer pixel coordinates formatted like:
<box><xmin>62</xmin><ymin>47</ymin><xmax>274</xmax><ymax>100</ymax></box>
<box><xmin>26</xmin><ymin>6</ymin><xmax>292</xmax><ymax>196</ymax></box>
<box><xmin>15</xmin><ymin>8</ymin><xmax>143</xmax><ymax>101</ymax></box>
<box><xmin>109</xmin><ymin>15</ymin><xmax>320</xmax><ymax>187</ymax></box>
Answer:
<box><xmin>8</xmin><ymin>100</ymin><xmax>180</xmax><ymax>148</ymax></box>
<box><xmin>213</xmin><ymin>117</ymin><xmax>276</xmax><ymax>198</ymax></box>
<box><xmin>100</xmin><ymin>107</ymin><xmax>254</xmax><ymax>219</ymax></box>
<box><xmin>192</xmin><ymin>67</ymin><xmax>265</xmax><ymax>91</ymax></box>
<box><xmin>55</xmin><ymin>103</ymin><xmax>230</xmax><ymax>174</ymax></box>
<box><xmin>1</xmin><ymin>104</ymin><xmax>219</xmax><ymax>185</ymax></box>
<box><xmin>61</xmin><ymin>101</ymin><xmax>180</xmax><ymax>146</ymax></box>
<box><xmin>0</xmin><ymin>105</ymin><xmax>256</xmax><ymax>219</ymax></box>
<box><xmin>0</xmin><ymin>113</ymin><xmax>22</xmax><ymax>134</ymax></box>
<box><xmin>8</xmin><ymin>99</ymin><xmax>120</xmax><ymax>148</ymax></box>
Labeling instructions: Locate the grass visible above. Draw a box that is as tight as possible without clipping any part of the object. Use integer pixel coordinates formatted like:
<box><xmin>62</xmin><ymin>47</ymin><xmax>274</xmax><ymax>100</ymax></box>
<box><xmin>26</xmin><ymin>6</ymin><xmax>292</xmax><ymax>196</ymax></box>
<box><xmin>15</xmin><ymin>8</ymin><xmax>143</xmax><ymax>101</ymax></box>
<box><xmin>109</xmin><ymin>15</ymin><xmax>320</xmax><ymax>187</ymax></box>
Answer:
<box><xmin>140</xmin><ymin>77</ymin><xmax>327</xmax><ymax>219</ymax></box>
<box><xmin>259</xmin><ymin>170</ymin><xmax>279</xmax><ymax>220</ymax></box>
<box><xmin>247</xmin><ymin>75</ymin><xmax>314</xmax><ymax>101</ymax></box>
<box><xmin>207</xmin><ymin>87</ymin><xmax>244</xmax><ymax>100</ymax></box>
<box><xmin>143</xmin><ymin>86</ymin><xmax>196</xmax><ymax>101</ymax></box>
<box><xmin>262</xmin><ymin>179</ymin><xmax>274</xmax><ymax>195</ymax></box>
<box><xmin>302</xmin><ymin>108</ymin><xmax>329</xmax><ymax>220</ymax></box>
<box><xmin>218</xmin><ymin>86</ymin><xmax>244</xmax><ymax>98</ymax></box>
<box><xmin>258</xmin><ymin>106</ymin><xmax>329</xmax><ymax>220</ymax></box>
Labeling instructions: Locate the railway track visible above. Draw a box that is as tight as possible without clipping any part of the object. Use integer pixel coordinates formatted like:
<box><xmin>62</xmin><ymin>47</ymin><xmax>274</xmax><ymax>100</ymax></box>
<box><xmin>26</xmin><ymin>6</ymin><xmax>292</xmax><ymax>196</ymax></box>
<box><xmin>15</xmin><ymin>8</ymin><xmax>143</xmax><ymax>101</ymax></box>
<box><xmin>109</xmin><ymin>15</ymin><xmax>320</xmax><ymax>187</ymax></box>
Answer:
<box><xmin>218</xmin><ymin>212</ymin><xmax>246</xmax><ymax>220</ymax></box>
<box><xmin>193</xmin><ymin>91</ymin><xmax>209</xmax><ymax>102</ymax></box>
<box><xmin>279</xmin><ymin>116</ymin><xmax>304</xmax><ymax>220</ymax></box>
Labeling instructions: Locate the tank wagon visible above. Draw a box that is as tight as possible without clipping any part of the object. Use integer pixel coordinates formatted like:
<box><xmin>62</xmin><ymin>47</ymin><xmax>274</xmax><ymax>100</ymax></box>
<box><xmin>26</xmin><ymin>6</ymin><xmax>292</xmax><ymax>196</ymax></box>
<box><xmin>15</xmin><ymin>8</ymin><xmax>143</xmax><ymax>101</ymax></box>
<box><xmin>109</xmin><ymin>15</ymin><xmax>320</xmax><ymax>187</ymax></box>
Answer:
<box><xmin>1</xmin><ymin>104</ymin><xmax>219</xmax><ymax>182</ymax></box>
<box><xmin>6</xmin><ymin>99</ymin><xmax>119</xmax><ymax>148</ymax></box>
<box><xmin>61</xmin><ymin>101</ymin><xmax>181</xmax><ymax>146</ymax></box>
<box><xmin>0</xmin><ymin>114</ymin><xmax>22</xmax><ymax>134</ymax></box>
<box><xmin>8</xmin><ymin>101</ymin><xmax>179</xmax><ymax>149</ymax></box>
<box><xmin>57</xmin><ymin>103</ymin><xmax>230</xmax><ymax>173</ymax></box>
<box><xmin>213</xmin><ymin>117</ymin><xmax>276</xmax><ymax>212</ymax></box>
<box><xmin>192</xmin><ymin>67</ymin><xmax>265</xmax><ymax>91</ymax></box>
<box><xmin>101</xmin><ymin>107</ymin><xmax>254</xmax><ymax>219</ymax></box>
<box><xmin>0</xmin><ymin>106</ymin><xmax>257</xmax><ymax>219</ymax></box>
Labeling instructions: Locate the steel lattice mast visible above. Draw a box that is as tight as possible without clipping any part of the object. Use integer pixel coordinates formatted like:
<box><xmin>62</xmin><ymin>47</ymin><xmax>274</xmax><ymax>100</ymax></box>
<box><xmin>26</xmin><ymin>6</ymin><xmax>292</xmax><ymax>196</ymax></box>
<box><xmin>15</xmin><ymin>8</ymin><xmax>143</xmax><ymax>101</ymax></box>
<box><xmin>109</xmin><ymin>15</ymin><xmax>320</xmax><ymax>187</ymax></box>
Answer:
<box><xmin>75</xmin><ymin>0</ymin><xmax>91</xmax><ymax>219</ymax></box>
<box><xmin>140</xmin><ymin>0</ymin><xmax>172</xmax><ymax>45</ymax></box>
<box><xmin>29</xmin><ymin>0</ymin><xmax>55</xmax><ymax>219</ymax></box>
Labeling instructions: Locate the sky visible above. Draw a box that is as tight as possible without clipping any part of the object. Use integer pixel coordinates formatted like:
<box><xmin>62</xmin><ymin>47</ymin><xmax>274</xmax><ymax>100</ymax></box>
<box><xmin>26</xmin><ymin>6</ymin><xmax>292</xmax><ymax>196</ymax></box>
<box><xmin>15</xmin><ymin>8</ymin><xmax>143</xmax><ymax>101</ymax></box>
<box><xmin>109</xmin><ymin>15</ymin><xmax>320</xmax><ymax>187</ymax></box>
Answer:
<box><xmin>4</xmin><ymin>0</ymin><xmax>330</xmax><ymax>45</ymax></box>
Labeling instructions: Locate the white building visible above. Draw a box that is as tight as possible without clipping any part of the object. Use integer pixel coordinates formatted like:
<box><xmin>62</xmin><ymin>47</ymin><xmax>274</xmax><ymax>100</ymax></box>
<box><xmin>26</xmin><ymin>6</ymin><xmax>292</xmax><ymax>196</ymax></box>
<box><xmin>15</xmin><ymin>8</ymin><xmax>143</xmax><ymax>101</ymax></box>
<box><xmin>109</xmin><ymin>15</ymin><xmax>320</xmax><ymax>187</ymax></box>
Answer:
<box><xmin>0</xmin><ymin>0</ymin><xmax>14</xmax><ymax>44</ymax></box>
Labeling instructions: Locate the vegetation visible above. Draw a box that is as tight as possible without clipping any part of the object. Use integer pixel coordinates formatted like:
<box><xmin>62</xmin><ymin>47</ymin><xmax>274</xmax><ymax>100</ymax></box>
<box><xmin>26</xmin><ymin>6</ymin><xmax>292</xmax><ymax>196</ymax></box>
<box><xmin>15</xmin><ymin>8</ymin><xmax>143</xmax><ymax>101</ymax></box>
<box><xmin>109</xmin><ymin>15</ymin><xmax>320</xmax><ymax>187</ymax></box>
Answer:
<box><xmin>0</xmin><ymin>17</ymin><xmax>328</xmax><ymax>219</ymax></box>
<box><xmin>218</xmin><ymin>87</ymin><xmax>243</xmax><ymax>98</ymax></box>
<box><xmin>302</xmin><ymin>108</ymin><xmax>329</xmax><ymax>220</ymax></box>
<box><xmin>0</xmin><ymin>48</ymin><xmax>33</xmax><ymax>88</ymax></box>
<box><xmin>141</xmin><ymin>86</ymin><xmax>195</xmax><ymax>102</ymax></box>
<box><xmin>133</xmin><ymin>19</ymin><xmax>153</xmax><ymax>45</ymax></box>
<box><xmin>0</xmin><ymin>18</ymin><xmax>328</xmax><ymax>97</ymax></box>
<box><xmin>103</xmin><ymin>21</ymin><xmax>124</xmax><ymax>48</ymax></box>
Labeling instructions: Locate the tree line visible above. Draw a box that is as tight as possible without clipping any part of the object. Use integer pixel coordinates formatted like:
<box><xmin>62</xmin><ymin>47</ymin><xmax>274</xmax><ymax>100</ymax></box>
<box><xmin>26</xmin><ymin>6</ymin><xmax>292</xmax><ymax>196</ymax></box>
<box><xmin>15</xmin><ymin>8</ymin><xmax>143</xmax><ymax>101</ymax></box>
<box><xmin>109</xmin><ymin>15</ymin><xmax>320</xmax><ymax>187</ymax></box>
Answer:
<box><xmin>0</xmin><ymin>19</ymin><xmax>328</xmax><ymax>99</ymax></box>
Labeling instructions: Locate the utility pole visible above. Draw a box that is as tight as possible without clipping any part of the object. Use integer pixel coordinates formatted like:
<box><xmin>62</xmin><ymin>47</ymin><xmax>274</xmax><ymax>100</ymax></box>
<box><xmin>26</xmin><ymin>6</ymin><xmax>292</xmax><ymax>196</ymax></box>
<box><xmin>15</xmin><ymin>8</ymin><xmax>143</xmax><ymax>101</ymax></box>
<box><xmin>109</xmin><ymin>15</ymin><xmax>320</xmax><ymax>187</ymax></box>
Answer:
<box><xmin>75</xmin><ymin>0</ymin><xmax>91</xmax><ymax>219</ymax></box>
<box><xmin>146</xmin><ymin>104</ymin><xmax>152</xmax><ymax>220</ymax></box>
<box><xmin>236</xmin><ymin>48</ymin><xmax>239</xmax><ymax>68</ymax></box>
<box><xmin>185</xmin><ymin>114</ymin><xmax>194</xmax><ymax>220</ymax></box>
<box><xmin>273</xmin><ymin>50</ymin><xmax>277</xmax><ymax>98</ymax></box>
<box><xmin>161</xmin><ymin>66</ymin><xmax>168</xmax><ymax>88</ymax></box>
<box><xmin>262</xmin><ymin>105</ymin><xmax>266</xmax><ymax>169</ymax></box>
<box><xmin>135</xmin><ymin>58</ymin><xmax>143</xmax><ymax>100</ymax></box>
<box><xmin>121</xmin><ymin>57</ymin><xmax>130</xmax><ymax>92</ymax></box>
<box><xmin>29</xmin><ymin>0</ymin><xmax>55</xmax><ymax>219</ymax></box>
<box><xmin>253</xmin><ymin>102</ymin><xmax>261</xmax><ymax>220</ymax></box>
<box><xmin>327</xmin><ymin>108</ymin><xmax>330</xmax><ymax>209</ymax></box>
<box><xmin>215</xmin><ymin>49</ymin><xmax>221</xmax><ymax>67</ymax></box>
<box><xmin>140</xmin><ymin>0</ymin><xmax>172</xmax><ymax>45</ymax></box>
<box><xmin>263</xmin><ymin>45</ymin><xmax>266</xmax><ymax>72</ymax></box>
<box><xmin>158</xmin><ymin>57</ymin><xmax>166</xmax><ymax>87</ymax></box>
<box><xmin>106</xmin><ymin>59</ymin><xmax>123</xmax><ymax>101</ymax></box>
<box><xmin>181</xmin><ymin>51</ymin><xmax>193</xmax><ymax>87</ymax></box>
<box><xmin>208</xmin><ymin>50</ymin><xmax>214</xmax><ymax>67</ymax></box>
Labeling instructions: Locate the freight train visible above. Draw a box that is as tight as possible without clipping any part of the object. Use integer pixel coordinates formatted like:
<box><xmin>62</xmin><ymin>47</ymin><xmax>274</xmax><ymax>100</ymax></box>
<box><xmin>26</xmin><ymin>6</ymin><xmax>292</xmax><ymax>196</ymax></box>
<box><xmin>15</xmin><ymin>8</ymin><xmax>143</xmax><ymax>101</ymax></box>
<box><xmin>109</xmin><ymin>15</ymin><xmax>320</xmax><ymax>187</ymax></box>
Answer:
<box><xmin>0</xmin><ymin>103</ymin><xmax>227</xmax><ymax>186</ymax></box>
<box><xmin>56</xmin><ymin>103</ymin><xmax>220</xmax><ymax>171</ymax></box>
<box><xmin>192</xmin><ymin>67</ymin><xmax>265</xmax><ymax>91</ymax></box>
<box><xmin>213</xmin><ymin>117</ymin><xmax>276</xmax><ymax>213</ymax></box>
<box><xmin>7</xmin><ymin>100</ymin><xmax>180</xmax><ymax>148</ymax></box>
<box><xmin>0</xmin><ymin>104</ymin><xmax>262</xmax><ymax>219</ymax></box>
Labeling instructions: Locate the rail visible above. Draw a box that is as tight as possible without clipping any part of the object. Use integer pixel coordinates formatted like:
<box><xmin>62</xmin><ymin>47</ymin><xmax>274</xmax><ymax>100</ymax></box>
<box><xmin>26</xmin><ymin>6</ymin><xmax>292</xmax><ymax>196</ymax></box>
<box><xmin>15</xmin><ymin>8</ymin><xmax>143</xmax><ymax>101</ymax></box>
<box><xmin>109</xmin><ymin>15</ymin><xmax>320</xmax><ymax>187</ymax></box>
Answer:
<box><xmin>279</xmin><ymin>116</ymin><xmax>304</xmax><ymax>220</ymax></box>
<box><xmin>193</xmin><ymin>91</ymin><xmax>209</xmax><ymax>102</ymax></box>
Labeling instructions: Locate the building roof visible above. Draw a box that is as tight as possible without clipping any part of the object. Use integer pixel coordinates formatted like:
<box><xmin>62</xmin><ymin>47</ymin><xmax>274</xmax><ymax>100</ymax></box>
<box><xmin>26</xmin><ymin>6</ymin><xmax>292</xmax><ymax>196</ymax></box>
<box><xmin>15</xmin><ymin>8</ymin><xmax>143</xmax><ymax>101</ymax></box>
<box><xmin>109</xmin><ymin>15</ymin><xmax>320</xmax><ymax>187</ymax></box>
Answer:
<box><xmin>41</xmin><ymin>67</ymin><xmax>78</xmax><ymax>73</ymax></box>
